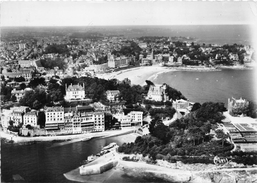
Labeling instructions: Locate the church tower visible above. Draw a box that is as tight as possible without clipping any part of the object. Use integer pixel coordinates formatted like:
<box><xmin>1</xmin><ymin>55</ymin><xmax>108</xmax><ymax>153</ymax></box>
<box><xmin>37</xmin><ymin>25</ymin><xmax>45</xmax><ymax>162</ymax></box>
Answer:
<box><xmin>107</xmin><ymin>53</ymin><xmax>115</xmax><ymax>68</ymax></box>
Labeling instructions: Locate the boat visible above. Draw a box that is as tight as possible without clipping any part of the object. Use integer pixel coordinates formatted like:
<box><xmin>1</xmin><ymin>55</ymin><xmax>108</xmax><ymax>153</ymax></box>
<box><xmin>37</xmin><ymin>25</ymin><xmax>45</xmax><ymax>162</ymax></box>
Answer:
<box><xmin>87</xmin><ymin>155</ymin><xmax>97</xmax><ymax>163</ymax></box>
<box><xmin>81</xmin><ymin>143</ymin><xmax>118</xmax><ymax>165</ymax></box>
<box><xmin>102</xmin><ymin>142</ymin><xmax>118</xmax><ymax>151</ymax></box>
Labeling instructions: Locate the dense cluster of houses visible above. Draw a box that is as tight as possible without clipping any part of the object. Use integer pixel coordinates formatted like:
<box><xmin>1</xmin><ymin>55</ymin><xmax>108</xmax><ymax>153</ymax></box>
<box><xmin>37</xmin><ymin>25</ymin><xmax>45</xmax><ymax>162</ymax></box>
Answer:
<box><xmin>1</xmin><ymin>79</ymin><xmax>195</xmax><ymax>137</ymax></box>
<box><xmin>1</xmin><ymin>34</ymin><xmax>256</xmax><ymax>139</ymax></box>
<box><xmin>1</xmin><ymin>103</ymin><xmax>143</xmax><ymax>135</ymax></box>
<box><xmin>1</xmin><ymin>83</ymin><xmax>145</xmax><ymax>136</ymax></box>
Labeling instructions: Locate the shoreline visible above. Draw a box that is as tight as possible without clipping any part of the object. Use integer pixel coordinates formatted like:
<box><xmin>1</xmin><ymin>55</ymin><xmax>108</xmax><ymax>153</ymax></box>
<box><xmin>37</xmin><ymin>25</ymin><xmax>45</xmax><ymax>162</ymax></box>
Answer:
<box><xmin>64</xmin><ymin>150</ymin><xmax>257</xmax><ymax>183</ymax></box>
<box><xmin>0</xmin><ymin>128</ymin><xmax>137</xmax><ymax>144</ymax></box>
<box><xmin>96</xmin><ymin>64</ymin><xmax>253</xmax><ymax>86</ymax></box>
<box><xmin>64</xmin><ymin>151</ymin><xmax>193</xmax><ymax>183</ymax></box>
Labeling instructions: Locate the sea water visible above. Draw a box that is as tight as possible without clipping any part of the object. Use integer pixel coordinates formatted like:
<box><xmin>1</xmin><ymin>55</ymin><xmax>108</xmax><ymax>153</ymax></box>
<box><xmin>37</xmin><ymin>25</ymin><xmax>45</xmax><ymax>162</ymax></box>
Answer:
<box><xmin>154</xmin><ymin>69</ymin><xmax>256</xmax><ymax>105</ymax></box>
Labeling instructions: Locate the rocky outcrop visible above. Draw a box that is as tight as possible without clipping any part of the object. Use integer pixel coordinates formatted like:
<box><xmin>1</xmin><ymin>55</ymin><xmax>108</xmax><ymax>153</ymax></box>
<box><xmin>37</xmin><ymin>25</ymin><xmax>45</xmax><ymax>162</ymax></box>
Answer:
<box><xmin>156</xmin><ymin>160</ymin><xmax>257</xmax><ymax>183</ymax></box>
<box><xmin>191</xmin><ymin>169</ymin><xmax>257</xmax><ymax>183</ymax></box>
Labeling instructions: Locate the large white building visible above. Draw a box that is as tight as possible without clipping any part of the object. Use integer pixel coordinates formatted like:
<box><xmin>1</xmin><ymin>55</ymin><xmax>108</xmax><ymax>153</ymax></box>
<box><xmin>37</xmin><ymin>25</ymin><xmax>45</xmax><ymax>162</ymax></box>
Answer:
<box><xmin>128</xmin><ymin>111</ymin><xmax>143</xmax><ymax>126</ymax></box>
<box><xmin>18</xmin><ymin>60</ymin><xmax>36</xmax><ymax>68</ymax></box>
<box><xmin>23</xmin><ymin>111</ymin><xmax>38</xmax><ymax>127</ymax></box>
<box><xmin>228</xmin><ymin>97</ymin><xmax>250</xmax><ymax>116</ymax></box>
<box><xmin>114</xmin><ymin>111</ymin><xmax>143</xmax><ymax>129</ymax></box>
<box><xmin>64</xmin><ymin>83</ymin><xmax>85</xmax><ymax>101</ymax></box>
<box><xmin>45</xmin><ymin>107</ymin><xmax>65</xmax><ymax>130</ymax></box>
<box><xmin>146</xmin><ymin>84</ymin><xmax>169</xmax><ymax>102</ymax></box>
<box><xmin>92</xmin><ymin>112</ymin><xmax>105</xmax><ymax>132</ymax></box>
<box><xmin>107</xmin><ymin>53</ymin><xmax>129</xmax><ymax>68</ymax></box>
<box><xmin>10</xmin><ymin>111</ymin><xmax>23</xmax><ymax>126</ymax></box>
<box><xmin>1</xmin><ymin>109</ymin><xmax>13</xmax><ymax>130</ymax></box>
<box><xmin>9</xmin><ymin>106</ymin><xmax>30</xmax><ymax>126</ymax></box>
<box><xmin>172</xmin><ymin>99</ymin><xmax>193</xmax><ymax>116</ymax></box>
<box><xmin>64</xmin><ymin>106</ymin><xmax>105</xmax><ymax>134</ymax></box>
<box><xmin>11</xmin><ymin>89</ymin><xmax>25</xmax><ymax>102</ymax></box>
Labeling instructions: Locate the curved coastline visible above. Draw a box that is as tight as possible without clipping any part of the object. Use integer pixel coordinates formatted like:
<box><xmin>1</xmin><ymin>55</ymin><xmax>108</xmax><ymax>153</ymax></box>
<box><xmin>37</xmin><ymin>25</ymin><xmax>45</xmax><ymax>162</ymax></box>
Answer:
<box><xmin>95</xmin><ymin>65</ymin><xmax>246</xmax><ymax>86</ymax></box>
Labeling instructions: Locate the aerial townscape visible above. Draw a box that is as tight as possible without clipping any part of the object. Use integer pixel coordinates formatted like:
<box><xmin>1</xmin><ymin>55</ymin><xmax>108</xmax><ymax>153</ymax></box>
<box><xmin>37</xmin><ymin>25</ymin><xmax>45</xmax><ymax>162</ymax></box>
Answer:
<box><xmin>2</xmin><ymin>0</ymin><xmax>257</xmax><ymax>181</ymax></box>
<box><xmin>1</xmin><ymin>26</ymin><xmax>257</xmax><ymax>183</ymax></box>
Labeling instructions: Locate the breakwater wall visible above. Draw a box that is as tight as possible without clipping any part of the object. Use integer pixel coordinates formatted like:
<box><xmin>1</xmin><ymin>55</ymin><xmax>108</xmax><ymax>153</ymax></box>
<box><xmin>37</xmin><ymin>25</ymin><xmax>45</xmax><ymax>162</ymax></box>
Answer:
<box><xmin>79</xmin><ymin>160</ymin><xmax>118</xmax><ymax>175</ymax></box>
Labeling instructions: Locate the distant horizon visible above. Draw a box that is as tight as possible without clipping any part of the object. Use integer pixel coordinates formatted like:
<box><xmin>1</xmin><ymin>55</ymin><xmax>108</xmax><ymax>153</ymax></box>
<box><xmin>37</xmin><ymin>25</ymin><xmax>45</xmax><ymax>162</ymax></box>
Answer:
<box><xmin>2</xmin><ymin>2</ymin><xmax>256</xmax><ymax>27</ymax></box>
<box><xmin>2</xmin><ymin>24</ymin><xmax>255</xmax><ymax>47</ymax></box>
<box><xmin>1</xmin><ymin>24</ymin><xmax>255</xmax><ymax>28</ymax></box>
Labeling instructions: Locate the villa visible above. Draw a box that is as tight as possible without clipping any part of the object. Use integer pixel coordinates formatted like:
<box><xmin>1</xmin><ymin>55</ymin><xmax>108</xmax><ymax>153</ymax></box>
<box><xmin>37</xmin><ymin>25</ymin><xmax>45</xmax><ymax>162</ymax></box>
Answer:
<box><xmin>172</xmin><ymin>99</ymin><xmax>193</xmax><ymax>115</ymax></box>
<box><xmin>107</xmin><ymin>53</ymin><xmax>129</xmax><ymax>68</ymax></box>
<box><xmin>106</xmin><ymin>90</ymin><xmax>120</xmax><ymax>102</ymax></box>
<box><xmin>228</xmin><ymin>97</ymin><xmax>250</xmax><ymax>116</ymax></box>
<box><xmin>11</xmin><ymin>88</ymin><xmax>32</xmax><ymax>102</ymax></box>
<box><xmin>64</xmin><ymin>83</ymin><xmax>85</xmax><ymax>101</ymax></box>
<box><xmin>146</xmin><ymin>83</ymin><xmax>169</xmax><ymax>102</ymax></box>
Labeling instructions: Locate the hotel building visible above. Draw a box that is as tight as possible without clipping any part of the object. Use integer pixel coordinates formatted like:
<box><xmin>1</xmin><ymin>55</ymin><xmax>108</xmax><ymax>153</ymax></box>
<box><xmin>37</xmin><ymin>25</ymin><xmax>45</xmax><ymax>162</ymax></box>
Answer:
<box><xmin>45</xmin><ymin>107</ymin><xmax>65</xmax><ymax>130</ymax></box>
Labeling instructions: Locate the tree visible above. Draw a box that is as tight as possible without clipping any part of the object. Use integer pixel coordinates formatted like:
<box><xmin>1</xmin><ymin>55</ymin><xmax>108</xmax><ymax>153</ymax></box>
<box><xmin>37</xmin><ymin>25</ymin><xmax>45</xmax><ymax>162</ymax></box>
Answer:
<box><xmin>9</xmin><ymin>120</ymin><xmax>14</xmax><ymax>127</ymax></box>
<box><xmin>19</xmin><ymin>87</ymin><xmax>47</xmax><ymax>109</ymax></box>
<box><xmin>1</xmin><ymin>85</ymin><xmax>12</xmax><ymax>102</ymax></box>
<box><xmin>19</xmin><ymin>83</ymin><xmax>27</xmax><ymax>90</ymax></box>
<box><xmin>14</xmin><ymin>76</ymin><xmax>25</xmax><ymax>82</ymax></box>
<box><xmin>44</xmin><ymin>44</ymin><xmax>69</xmax><ymax>54</ymax></box>
<box><xmin>38</xmin><ymin>111</ymin><xmax>46</xmax><ymax>128</ymax></box>
<box><xmin>26</xmin><ymin>124</ymin><xmax>33</xmax><ymax>130</ymax></box>
<box><xmin>47</xmin><ymin>89</ymin><xmax>63</xmax><ymax>102</ymax></box>
<box><xmin>28</xmin><ymin>77</ymin><xmax>46</xmax><ymax>88</ymax></box>
<box><xmin>191</xmin><ymin>103</ymin><xmax>201</xmax><ymax>112</ymax></box>
<box><xmin>215</xmin><ymin>129</ymin><xmax>230</xmax><ymax>147</ymax></box>
<box><xmin>40</xmin><ymin>58</ymin><xmax>67</xmax><ymax>70</ymax></box>
<box><xmin>195</xmin><ymin>102</ymin><xmax>225</xmax><ymax>123</ymax></box>
<box><xmin>1</xmin><ymin>75</ymin><xmax>5</xmax><ymax>82</ymax></box>
<box><xmin>10</xmin><ymin>95</ymin><xmax>17</xmax><ymax>102</ymax></box>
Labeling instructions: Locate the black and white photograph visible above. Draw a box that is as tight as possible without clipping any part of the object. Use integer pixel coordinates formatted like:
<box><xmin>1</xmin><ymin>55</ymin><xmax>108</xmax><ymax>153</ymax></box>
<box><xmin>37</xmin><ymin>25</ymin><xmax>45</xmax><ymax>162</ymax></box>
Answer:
<box><xmin>1</xmin><ymin>1</ymin><xmax>257</xmax><ymax>183</ymax></box>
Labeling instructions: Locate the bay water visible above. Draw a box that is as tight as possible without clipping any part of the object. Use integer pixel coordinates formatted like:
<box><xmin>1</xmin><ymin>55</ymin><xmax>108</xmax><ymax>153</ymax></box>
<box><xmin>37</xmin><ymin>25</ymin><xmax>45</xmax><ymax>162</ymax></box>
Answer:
<box><xmin>154</xmin><ymin>69</ymin><xmax>256</xmax><ymax>105</ymax></box>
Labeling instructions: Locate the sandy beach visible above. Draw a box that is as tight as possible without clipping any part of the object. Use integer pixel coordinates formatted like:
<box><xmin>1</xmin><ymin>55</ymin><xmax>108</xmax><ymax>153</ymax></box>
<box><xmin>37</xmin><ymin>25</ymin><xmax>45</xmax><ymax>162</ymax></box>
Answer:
<box><xmin>97</xmin><ymin>66</ymin><xmax>175</xmax><ymax>85</ymax></box>
<box><xmin>96</xmin><ymin>65</ymin><xmax>226</xmax><ymax>86</ymax></box>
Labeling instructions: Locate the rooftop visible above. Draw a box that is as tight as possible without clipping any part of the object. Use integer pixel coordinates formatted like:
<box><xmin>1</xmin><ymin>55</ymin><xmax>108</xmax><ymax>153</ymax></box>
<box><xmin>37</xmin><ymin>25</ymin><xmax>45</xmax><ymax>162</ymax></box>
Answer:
<box><xmin>106</xmin><ymin>90</ymin><xmax>120</xmax><ymax>94</ymax></box>
<box><xmin>24</xmin><ymin>111</ymin><xmax>37</xmax><ymax>116</ymax></box>
<box><xmin>66</xmin><ymin>83</ymin><xmax>84</xmax><ymax>91</ymax></box>
<box><xmin>45</xmin><ymin>106</ymin><xmax>64</xmax><ymax>112</ymax></box>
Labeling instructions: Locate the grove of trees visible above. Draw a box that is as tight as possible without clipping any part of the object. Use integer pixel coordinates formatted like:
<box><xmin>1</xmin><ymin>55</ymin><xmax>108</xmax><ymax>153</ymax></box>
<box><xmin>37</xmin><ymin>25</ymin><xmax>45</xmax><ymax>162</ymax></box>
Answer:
<box><xmin>119</xmin><ymin>102</ymin><xmax>234</xmax><ymax>162</ymax></box>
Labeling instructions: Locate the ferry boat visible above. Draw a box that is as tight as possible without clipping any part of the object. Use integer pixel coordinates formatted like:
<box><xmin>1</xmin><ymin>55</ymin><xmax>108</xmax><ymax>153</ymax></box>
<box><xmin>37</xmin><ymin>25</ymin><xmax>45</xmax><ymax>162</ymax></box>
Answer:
<box><xmin>82</xmin><ymin>143</ymin><xmax>118</xmax><ymax>165</ymax></box>
<box><xmin>87</xmin><ymin>155</ymin><xmax>97</xmax><ymax>163</ymax></box>
<box><xmin>102</xmin><ymin>142</ymin><xmax>118</xmax><ymax>151</ymax></box>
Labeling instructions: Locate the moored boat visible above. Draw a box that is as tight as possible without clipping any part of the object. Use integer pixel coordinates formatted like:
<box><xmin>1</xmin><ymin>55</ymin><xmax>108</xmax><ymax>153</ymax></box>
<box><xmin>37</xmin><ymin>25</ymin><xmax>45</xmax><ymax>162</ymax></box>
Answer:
<box><xmin>102</xmin><ymin>142</ymin><xmax>118</xmax><ymax>151</ymax></box>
